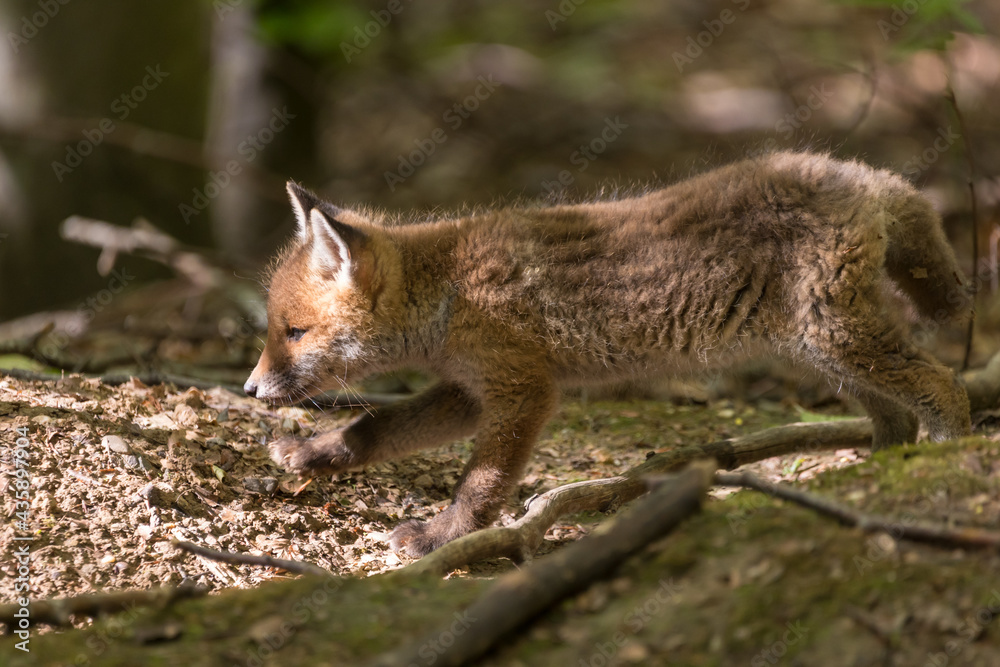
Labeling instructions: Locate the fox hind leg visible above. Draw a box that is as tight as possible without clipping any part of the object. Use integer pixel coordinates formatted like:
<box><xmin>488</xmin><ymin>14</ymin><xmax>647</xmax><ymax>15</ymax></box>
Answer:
<box><xmin>797</xmin><ymin>295</ymin><xmax>970</xmax><ymax>449</ymax></box>
<box><xmin>852</xmin><ymin>388</ymin><xmax>919</xmax><ymax>451</ymax></box>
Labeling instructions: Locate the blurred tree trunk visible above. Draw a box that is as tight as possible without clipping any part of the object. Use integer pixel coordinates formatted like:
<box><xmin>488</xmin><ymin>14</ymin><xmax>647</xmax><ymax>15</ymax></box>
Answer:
<box><xmin>0</xmin><ymin>0</ymin><xmax>209</xmax><ymax>321</ymax></box>
<box><xmin>205</xmin><ymin>3</ymin><xmax>275</xmax><ymax>265</ymax></box>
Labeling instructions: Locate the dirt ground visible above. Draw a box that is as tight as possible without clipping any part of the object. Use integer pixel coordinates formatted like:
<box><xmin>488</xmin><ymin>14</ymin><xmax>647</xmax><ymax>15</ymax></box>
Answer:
<box><xmin>0</xmin><ymin>370</ymin><xmax>844</xmax><ymax>600</ymax></box>
<box><xmin>4</xmin><ymin>364</ymin><xmax>1000</xmax><ymax>665</ymax></box>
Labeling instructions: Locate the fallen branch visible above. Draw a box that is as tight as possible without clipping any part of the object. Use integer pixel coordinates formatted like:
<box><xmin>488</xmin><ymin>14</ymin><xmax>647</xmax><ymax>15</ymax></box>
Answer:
<box><xmin>406</xmin><ymin>418</ymin><xmax>873</xmax><ymax>576</ymax></box>
<box><xmin>714</xmin><ymin>471</ymin><xmax>1000</xmax><ymax>549</ymax></box>
<box><xmin>0</xmin><ymin>583</ymin><xmax>207</xmax><ymax>630</ymax></box>
<box><xmin>0</xmin><ymin>328</ymin><xmax>152</xmax><ymax>374</ymax></box>
<box><xmin>61</xmin><ymin>216</ymin><xmax>224</xmax><ymax>288</ymax></box>
<box><xmin>0</xmin><ymin>321</ymin><xmax>54</xmax><ymax>355</ymax></box>
<box><xmin>374</xmin><ymin>461</ymin><xmax>715</xmax><ymax>667</ymax></box>
<box><xmin>172</xmin><ymin>539</ymin><xmax>333</xmax><ymax>578</ymax></box>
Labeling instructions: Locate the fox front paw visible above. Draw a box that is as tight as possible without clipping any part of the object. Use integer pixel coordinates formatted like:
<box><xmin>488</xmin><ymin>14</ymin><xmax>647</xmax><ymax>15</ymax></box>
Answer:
<box><xmin>390</xmin><ymin>507</ymin><xmax>474</xmax><ymax>558</ymax></box>
<box><xmin>268</xmin><ymin>433</ymin><xmax>353</xmax><ymax>478</ymax></box>
<box><xmin>389</xmin><ymin>520</ymin><xmax>447</xmax><ymax>558</ymax></box>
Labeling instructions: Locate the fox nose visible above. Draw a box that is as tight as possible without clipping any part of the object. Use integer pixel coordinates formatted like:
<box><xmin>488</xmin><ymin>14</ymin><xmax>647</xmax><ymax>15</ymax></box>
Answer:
<box><xmin>244</xmin><ymin>379</ymin><xmax>258</xmax><ymax>398</ymax></box>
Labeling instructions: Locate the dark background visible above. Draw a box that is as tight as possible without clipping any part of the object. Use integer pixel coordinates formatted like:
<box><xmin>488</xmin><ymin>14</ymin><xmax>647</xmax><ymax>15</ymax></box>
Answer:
<box><xmin>0</xmin><ymin>0</ymin><xmax>997</xmax><ymax>323</ymax></box>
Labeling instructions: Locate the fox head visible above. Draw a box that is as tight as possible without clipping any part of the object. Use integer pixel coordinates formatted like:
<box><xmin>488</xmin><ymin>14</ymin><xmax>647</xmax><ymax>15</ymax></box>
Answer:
<box><xmin>244</xmin><ymin>182</ymin><xmax>389</xmax><ymax>404</ymax></box>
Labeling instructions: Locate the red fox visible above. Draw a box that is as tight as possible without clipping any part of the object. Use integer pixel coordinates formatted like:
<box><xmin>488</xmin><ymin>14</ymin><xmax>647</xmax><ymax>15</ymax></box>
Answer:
<box><xmin>245</xmin><ymin>151</ymin><xmax>972</xmax><ymax>557</ymax></box>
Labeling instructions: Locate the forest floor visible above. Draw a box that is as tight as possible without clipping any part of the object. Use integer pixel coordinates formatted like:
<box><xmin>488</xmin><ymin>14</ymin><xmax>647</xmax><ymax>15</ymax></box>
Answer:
<box><xmin>3</xmin><ymin>367</ymin><xmax>1000</xmax><ymax>665</ymax></box>
<box><xmin>0</xmin><ymin>369</ymin><xmax>861</xmax><ymax>598</ymax></box>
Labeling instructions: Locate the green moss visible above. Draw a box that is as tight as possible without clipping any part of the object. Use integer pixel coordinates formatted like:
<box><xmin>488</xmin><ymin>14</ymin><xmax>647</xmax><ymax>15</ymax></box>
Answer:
<box><xmin>16</xmin><ymin>574</ymin><xmax>488</xmax><ymax>666</ymax></box>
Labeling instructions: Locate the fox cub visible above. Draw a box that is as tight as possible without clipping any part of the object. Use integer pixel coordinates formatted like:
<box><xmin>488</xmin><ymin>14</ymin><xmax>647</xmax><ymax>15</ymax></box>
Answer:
<box><xmin>245</xmin><ymin>151</ymin><xmax>972</xmax><ymax>557</ymax></box>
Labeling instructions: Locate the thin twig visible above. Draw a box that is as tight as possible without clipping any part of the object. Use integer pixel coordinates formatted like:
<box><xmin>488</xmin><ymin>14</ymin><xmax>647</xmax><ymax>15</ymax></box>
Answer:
<box><xmin>840</xmin><ymin>56</ymin><xmax>878</xmax><ymax>139</ymax></box>
<box><xmin>172</xmin><ymin>539</ymin><xmax>333</xmax><ymax>578</ymax></box>
<box><xmin>714</xmin><ymin>471</ymin><xmax>1000</xmax><ymax>549</ymax></box>
<box><xmin>946</xmin><ymin>83</ymin><xmax>979</xmax><ymax>371</ymax></box>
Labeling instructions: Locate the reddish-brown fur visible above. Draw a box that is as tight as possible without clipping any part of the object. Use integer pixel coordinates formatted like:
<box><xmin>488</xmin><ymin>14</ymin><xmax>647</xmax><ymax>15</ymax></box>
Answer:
<box><xmin>246</xmin><ymin>152</ymin><xmax>972</xmax><ymax>557</ymax></box>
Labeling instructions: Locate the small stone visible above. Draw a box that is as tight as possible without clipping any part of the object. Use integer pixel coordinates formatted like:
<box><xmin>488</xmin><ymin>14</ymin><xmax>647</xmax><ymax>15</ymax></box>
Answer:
<box><xmin>122</xmin><ymin>454</ymin><xmax>140</xmax><ymax>469</ymax></box>
<box><xmin>102</xmin><ymin>435</ymin><xmax>130</xmax><ymax>454</ymax></box>
<box><xmin>243</xmin><ymin>477</ymin><xmax>278</xmax><ymax>494</ymax></box>
<box><xmin>413</xmin><ymin>474</ymin><xmax>433</xmax><ymax>488</ymax></box>
<box><xmin>138</xmin><ymin>483</ymin><xmax>176</xmax><ymax>508</ymax></box>
<box><xmin>174</xmin><ymin>404</ymin><xmax>198</xmax><ymax>427</ymax></box>
<box><xmin>281</xmin><ymin>418</ymin><xmax>300</xmax><ymax>434</ymax></box>
<box><xmin>137</xmin><ymin>455</ymin><xmax>158</xmax><ymax>473</ymax></box>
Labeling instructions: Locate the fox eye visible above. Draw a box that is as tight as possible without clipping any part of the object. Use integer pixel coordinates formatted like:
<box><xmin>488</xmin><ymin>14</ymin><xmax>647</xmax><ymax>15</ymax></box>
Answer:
<box><xmin>287</xmin><ymin>327</ymin><xmax>307</xmax><ymax>342</ymax></box>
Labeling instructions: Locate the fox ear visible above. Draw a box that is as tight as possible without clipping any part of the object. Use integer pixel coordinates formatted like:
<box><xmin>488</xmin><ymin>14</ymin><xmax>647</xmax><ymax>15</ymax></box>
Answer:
<box><xmin>286</xmin><ymin>181</ymin><xmax>316</xmax><ymax>240</ymax></box>
<box><xmin>308</xmin><ymin>208</ymin><xmax>359</xmax><ymax>284</ymax></box>
<box><xmin>286</xmin><ymin>181</ymin><xmax>346</xmax><ymax>243</ymax></box>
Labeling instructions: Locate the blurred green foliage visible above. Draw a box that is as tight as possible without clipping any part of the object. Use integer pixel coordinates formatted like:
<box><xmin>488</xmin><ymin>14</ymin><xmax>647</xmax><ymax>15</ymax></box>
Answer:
<box><xmin>257</xmin><ymin>3</ymin><xmax>369</xmax><ymax>57</ymax></box>
<box><xmin>838</xmin><ymin>0</ymin><xmax>983</xmax><ymax>50</ymax></box>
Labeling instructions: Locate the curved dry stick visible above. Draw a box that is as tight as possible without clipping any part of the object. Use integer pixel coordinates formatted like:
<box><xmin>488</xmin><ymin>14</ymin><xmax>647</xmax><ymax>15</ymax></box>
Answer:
<box><xmin>374</xmin><ymin>461</ymin><xmax>716</xmax><ymax>667</ymax></box>
<box><xmin>61</xmin><ymin>216</ymin><xmax>225</xmax><ymax>288</ymax></box>
<box><xmin>406</xmin><ymin>418</ymin><xmax>874</xmax><ymax>576</ymax></box>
